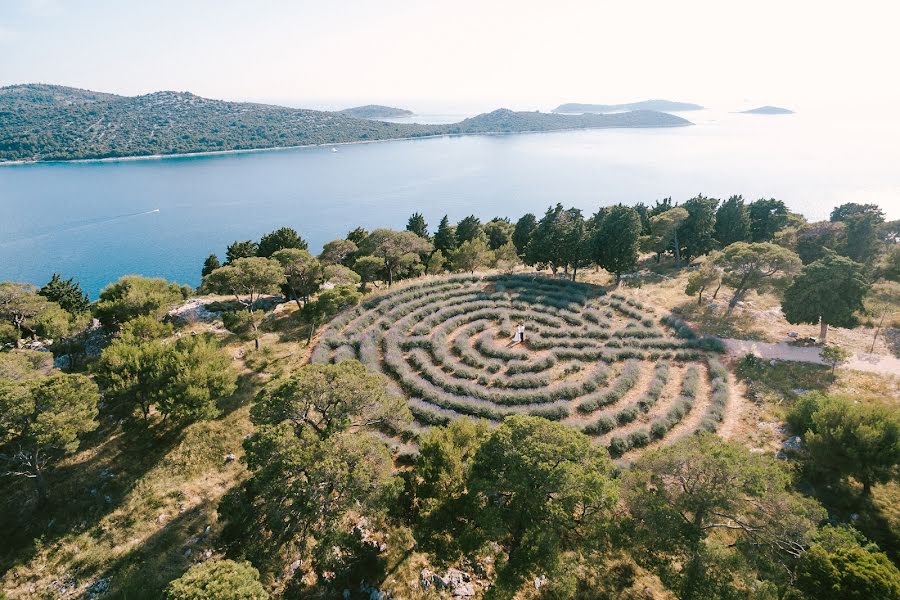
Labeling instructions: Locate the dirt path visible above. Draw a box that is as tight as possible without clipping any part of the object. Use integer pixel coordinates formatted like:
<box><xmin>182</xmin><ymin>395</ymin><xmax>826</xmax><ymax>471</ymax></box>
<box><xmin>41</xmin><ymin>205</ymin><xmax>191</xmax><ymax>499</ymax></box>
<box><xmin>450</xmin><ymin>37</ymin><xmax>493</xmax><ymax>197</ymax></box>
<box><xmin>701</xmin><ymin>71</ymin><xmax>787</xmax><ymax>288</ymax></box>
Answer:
<box><xmin>715</xmin><ymin>371</ymin><xmax>746</xmax><ymax>441</ymax></box>
<box><xmin>724</xmin><ymin>339</ymin><xmax>900</xmax><ymax>376</ymax></box>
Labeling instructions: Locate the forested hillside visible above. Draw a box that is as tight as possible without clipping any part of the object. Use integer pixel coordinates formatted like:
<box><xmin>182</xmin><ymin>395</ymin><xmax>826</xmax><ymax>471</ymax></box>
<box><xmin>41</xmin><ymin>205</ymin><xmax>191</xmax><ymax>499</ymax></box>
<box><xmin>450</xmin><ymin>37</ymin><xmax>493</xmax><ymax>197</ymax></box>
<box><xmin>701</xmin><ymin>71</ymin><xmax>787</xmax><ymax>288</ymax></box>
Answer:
<box><xmin>0</xmin><ymin>85</ymin><xmax>690</xmax><ymax>162</ymax></box>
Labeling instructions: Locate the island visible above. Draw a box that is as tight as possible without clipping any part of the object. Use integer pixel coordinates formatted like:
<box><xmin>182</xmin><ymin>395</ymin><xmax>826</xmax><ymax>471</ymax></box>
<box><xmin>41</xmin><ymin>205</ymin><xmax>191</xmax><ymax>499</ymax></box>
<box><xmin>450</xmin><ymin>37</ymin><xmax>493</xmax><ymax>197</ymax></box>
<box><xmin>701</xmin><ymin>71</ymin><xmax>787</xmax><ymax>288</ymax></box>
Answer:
<box><xmin>337</xmin><ymin>105</ymin><xmax>414</xmax><ymax>119</ymax></box>
<box><xmin>740</xmin><ymin>105</ymin><xmax>794</xmax><ymax>115</ymax></box>
<box><xmin>553</xmin><ymin>99</ymin><xmax>704</xmax><ymax>113</ymax></box>
<box><xmin>0</xmin><ymin>84</ymin><xmax>693</xmax><ymax>163</ymax></box>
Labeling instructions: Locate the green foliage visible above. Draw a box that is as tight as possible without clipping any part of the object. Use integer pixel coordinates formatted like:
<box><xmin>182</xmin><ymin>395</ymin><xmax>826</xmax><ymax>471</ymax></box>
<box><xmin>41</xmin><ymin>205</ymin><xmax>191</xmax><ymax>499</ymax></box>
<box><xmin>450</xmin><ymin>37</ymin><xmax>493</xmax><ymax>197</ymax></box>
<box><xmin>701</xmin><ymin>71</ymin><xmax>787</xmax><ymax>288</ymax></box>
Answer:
<box><xmin>493</xmin><ymin>241</ymin><xmax>519</xmax><ymax>271</ymax></box>
<box><xmin>300</xmin><ymin>285</ymin><xmax>362</xmax><ymax>340</ymax></box>
<box><xmin>352</xmin><ymin>255</ymin><xmax>386</xmax><ymax>290</ymax></box>
<box><xmin>512</xmin><ymin>213</ymin><xmax>537</xmax><ymax>257</ymax></box>
<box><xmin>322</xmin><ymin>264</ymin><xmax>360</xmax><ymax>287</ymax></box>
<box><xmin>225</xmin><ymin>240</ymin><xmax>258</xmax><ymax>264</ymax></box>
<box><xmin>526</xmin><ymin>204</ymin><xmax>589</xmax><ymax>276</ymax></box>
<box><xmin>406</xmin><ymin>212</ymin><xmax>429</xmax><ymax>239</ymax></box>
<box><xmin>39</xmin><ymin>273</ymin><xmax>90</xmax><ymax>313</ymax></box>
<box><xmin>465</xmin><ymin>416</ymin><xmax>617</xmax><ymax>597</ymax></box>
<box><xmin>252</xmin><ymin>361</ymin><xmax>410</xmax><ymax>439</ymax></box>
<box><xmin>319</xmin><ymin>239</ymin><xmax>358</xmax><ymax>266</ymax></box>
<box><xmin>256</xmin><ymin>227</ymin><xmax>307</xmax><ymax>258</ymax></box>
<box><xmin>455</xmin><ymin>215</ymin><xmax>486</xmax><ymax>246</ymax></box>
<box><xmin>594</xmin><ymin>204</ymin><xmax>642</xmax><ymax>282</ymax></box>
<box><xmin>201</xmin><ymin>254</ymin><xmax>221</xmax><ymax>277</ymax></box>
<box><xmin>452</xmin><ymin>238</ymin><xmax>492</xmax><ymax>273</ymax></box>
<box><xmin>433</xmin><ymin>215</ymin><xmax>458</xmax><ymax>256</ymax></box>
<box><xmin>165</xmin><ymin>559</ymin><xmax>268</xmax><ymax>600</ymax></box>
<box><xmin>425</xmin><ymin>249</ymin><xmax>447</xmax><ymax>275</ymax></box>
<box><xmin>714</xmin><ymin>195</ymin><xmax>751</xmax><ymax>246</ymax></box>
<box><xmin>799</xmin><ymin>394</ymin><xmax>900</xmax><ymax>495</ymax></box>
<box><xmin>795</xmin><ymin>222</ymin><xmax>846</xmax><ymax>264</ymax></box>
<box><xmin>271</xmin><ymin>248</ymin><xmax>321</xmax><ymax>306</ymax></box>
<box><xmin>203</xmin><ymin>258</ymin><xmax>284</xmax><ymax>311</ymax></box>
<box><xmin>820</xmin><ymin>345</ymin><xmax>851</xmax><ymax>377</ymax></box>
<box><xmin>624</xmin><ymin>433</ymin><xmax>825</xmax><ymax>598</ymax></box>
<box><xmin>678</xmin><ymin>195</ymin><xmax>719</xmax><ymax>260</ymax></box>
<box><xmin>642</xmin><ymin>206</ymin><xmax>689</xmax><ymax>265</ymax></box>
<box><xmin>748</xmin><ymin>198</ymin><xmax>789</xmax><ymax>242</ymax></box>
<box><xmin>0</xmin><ymin>281</ymin><xmax>73</xmax><ymax>341</ymax></box>
<box><xmin>782</xmin><ymin>252</ymin><xmax>870</xmax><ymax>339</ymax></box>
<box><xmin>484</xmin><ymin>217</ymin><xmax>514</xmax><ymax>250</ymax></box>
<box><xmin>358</xmin><ymin>228</ymin><xmax>432</xmax><ymax>286</ymax></box>
<box><xmin>0</xmin><ymin>371</ymin><xmax>99</xmax><ymax>503</ymax></box>
<box><xmin>714</xmin><ymin>242</ymin><xmax>802</xmax><ymax>314</ymax></box>
<box><xmin>685</xmin><ymin>259</ymin><xmax>722</xmax><ymax>304</ymax></box>
<box><xmin>94</xmin><ymin>275</ymin><xmax>188</xmax><ymax>328</ymax></box>
<box><xmin>94</xmin><ymin>335</ymin><xmax>236</xmax><ymax>424</ymax></box>
<box><xmin>793</xmin><ymin>526</ymin><xmax>900</xmax><ymax>600</ymax></box>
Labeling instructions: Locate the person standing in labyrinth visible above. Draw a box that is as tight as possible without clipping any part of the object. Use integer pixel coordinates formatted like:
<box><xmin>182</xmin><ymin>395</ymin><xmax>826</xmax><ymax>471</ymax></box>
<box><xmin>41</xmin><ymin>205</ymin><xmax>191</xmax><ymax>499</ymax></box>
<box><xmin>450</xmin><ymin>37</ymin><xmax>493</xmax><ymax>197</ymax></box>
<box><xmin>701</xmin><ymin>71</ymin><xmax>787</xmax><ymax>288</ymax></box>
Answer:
<box><xmin>517</xmin><ymin>323</ymin><xmax>526</xmax><ymax>344</ymax></box>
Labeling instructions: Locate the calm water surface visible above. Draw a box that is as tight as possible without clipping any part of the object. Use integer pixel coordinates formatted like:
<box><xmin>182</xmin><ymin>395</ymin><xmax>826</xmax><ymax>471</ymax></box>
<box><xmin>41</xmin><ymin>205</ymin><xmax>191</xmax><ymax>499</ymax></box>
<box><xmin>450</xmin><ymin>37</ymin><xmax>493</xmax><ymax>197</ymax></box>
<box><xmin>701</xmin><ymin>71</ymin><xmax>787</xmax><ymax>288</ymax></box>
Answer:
<box><xmin>1</xmin><ymin>108</ymin><xmax>898</xmax><ymax>297</ymax></box>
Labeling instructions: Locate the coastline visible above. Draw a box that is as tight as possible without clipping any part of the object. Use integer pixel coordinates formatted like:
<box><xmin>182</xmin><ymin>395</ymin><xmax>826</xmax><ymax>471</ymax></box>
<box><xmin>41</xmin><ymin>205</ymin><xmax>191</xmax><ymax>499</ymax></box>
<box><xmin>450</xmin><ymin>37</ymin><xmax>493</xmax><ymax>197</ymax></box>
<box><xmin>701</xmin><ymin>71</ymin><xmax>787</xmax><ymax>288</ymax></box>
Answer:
<box><xmin>0</xmin><ymin>122</ymin><xmax>691</xmax><ymax>167</ymax></box>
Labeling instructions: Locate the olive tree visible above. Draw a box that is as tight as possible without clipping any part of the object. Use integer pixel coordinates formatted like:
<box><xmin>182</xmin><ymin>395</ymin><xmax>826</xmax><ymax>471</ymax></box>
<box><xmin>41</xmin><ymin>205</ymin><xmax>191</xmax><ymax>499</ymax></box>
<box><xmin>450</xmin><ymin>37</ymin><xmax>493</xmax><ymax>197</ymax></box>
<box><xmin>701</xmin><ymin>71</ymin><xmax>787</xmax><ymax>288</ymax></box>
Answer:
<box><xmin>271</xmin><ymin>248</ymin><xmax>321</xmax><ymax>308</ymax></box>
<box><xmin>359</xmin><ymin>228</ymin><xmax>432</xmax><ymax>286</ymax></box>
<box><xmin>203</xmin><ymin>258</ymin><xmax>284</xmax><ymax>349</ymax></box>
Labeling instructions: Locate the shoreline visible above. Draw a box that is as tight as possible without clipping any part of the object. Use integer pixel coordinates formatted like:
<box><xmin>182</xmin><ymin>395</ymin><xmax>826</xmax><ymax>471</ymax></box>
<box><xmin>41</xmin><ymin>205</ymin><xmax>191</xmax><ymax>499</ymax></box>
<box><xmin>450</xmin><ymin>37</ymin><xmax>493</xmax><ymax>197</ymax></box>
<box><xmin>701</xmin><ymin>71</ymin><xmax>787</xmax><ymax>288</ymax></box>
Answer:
<box><xmin>0</xmin><ymin>122</ymin><xmax>691</xmax><ymax>167</ymax></box>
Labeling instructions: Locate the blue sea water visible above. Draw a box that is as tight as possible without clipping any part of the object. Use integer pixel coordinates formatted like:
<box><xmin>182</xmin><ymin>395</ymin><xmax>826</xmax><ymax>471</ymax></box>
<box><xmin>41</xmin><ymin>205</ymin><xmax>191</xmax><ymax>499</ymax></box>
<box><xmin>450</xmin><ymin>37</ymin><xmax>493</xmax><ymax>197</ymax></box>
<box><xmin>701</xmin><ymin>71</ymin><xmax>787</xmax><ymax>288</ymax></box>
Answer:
<box><xmin>1</xmin><ymin>108</ymin><xmax>898</xmax><ymax>298</ymax></box>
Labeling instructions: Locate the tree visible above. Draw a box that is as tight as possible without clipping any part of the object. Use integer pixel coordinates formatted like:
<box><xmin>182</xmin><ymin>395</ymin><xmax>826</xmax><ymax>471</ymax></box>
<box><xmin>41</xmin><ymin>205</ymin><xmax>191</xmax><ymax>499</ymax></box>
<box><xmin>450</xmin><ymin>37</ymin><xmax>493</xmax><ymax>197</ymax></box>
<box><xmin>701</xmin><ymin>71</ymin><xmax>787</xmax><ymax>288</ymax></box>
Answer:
<box><xmin>844</xmin><ymin>211</ymin><xmax>885</xmax><ymax>263</ymax></box>
<box><xmin>714</xmin><ymin>242</ymin><xmax>802</xmax><ymax>316</ymax></box>
<box><xmin>821</xmin><ymin>345</ymin><xmax>851</xmax><ymax>379</ymax></box>
<box><xmin>406</xmin><ymin>212</ymin><xmax>429</xmax><ymax>239</ymax></box>
<box><xmin>634</xmin><ymin>202</ymin><xmax>652</xmax><ymax>234</ymax></box>
<box><xmin>346</xmin><ymin>226</ymin><xmax>369</xmax><ymax>247</ymax></box>
<box><xmin>455</xmin><ymin>215</ymin><xmax>485</xmax><ymax>245</ymax></box>
<box><xmin>452</xmin><ymin>238</ymin><xmax>492</xmax><ymax>273</ymax></box>
<box><xmin>271</xmin><ymin>248</ymin><xmax>321</xmax><ymax>308</ymax></box>
<box><xmin>558</xmin><ymin>208</ymin><xmax>591</xmax><ymax>280</ymax></box>
<box><xmin>649</xmin><ymin>196</ymin><xmax>675</xmax><ymax>217</ymax></box>
<box><xmin>219</xmin><ymin>360</ymin><xmax>407</xmax><ymax>579</ymax></box>
<box><xmin>864</xmin><ymin>281</ymin><xmax>900</xmax><ymax>352</ymax></box>
<box><xmin>425</xmin><ymin>250</ymin><xmax>446</xmax><ymax>275</ymax></box>
<box><xmin>525</xmin><ymin>204</ymin><xmax>568</xmax><ymax>273</ymax></box>
<box><xmin>641</xmin><ymin>207</ymin><xmax>688</xmax><ymax>266</ymax></box>
<box><xmin>830</xmin><ymin>202</ymin><xmax>885</xmax><ymax>223</ymax></box>
<box><xmin>685</xmin><ymin>259</ymin><xmax>722</xmax><ymax>305</ymax></box>
<box><xmin>0</xmin><ymin>372</ymin><xmax>99</xmax><ymax>504</ymax></box>
<box><xmin>678</xmin><ymin>195</ymin><xmax>719</xmax><ymax>260</ymax></box>
<box><xmin>782</xmin><ymin>252</ymin><xmax>870</xmax><ymax>343</ymax></box>
<box><xmin>792</xmin><ymin>526</ymin><xmax>900</xmax><ymax>600</ymax></box>
<box><xmin>94</xmin><ymin>275</ymin><xmax>188</xmax><ymax>328</ymax></box>
<box><xmin>352</xmin><ymin>255</ymin><xmax>385</xmax><ymax>291</ymax></box>
<box><xmin>165</xmin><ymin>559</ymin><xmax>268</xmax><ymax>600</ymax></box>
<box><xmin>512</xmin><ymin>213</ymin><xmax>537</xmax><ymax>258</ymax></box>
<box><xmin>359</xmin><ymin>228</ymin><xmax>432</xmax><ymax>286</ymax></box>
<box><xmin>39</xmin><ymin>274</ymin><xmax>90</xmax><ymax>314</ymax></box>
<box><xmin>484</xmin><ymin>217</ymin><xmax>514</xmax><ymax>250</ymax></box>
<box><xmin>225</xmin><ymin>240</ymin><xmax>258</xmax><ymax>264</ymax></box>
<box><xmin>319</xmin><ymin>239</ymin><xmax>358</xmax><ymax>266</ymax></box>
<box><xmin>594</xmin><ymin>205</ymin><xmax>641</xmax><ymax>284</ymax></box>
<box><xmin>878</xmin><ymin>245</ymin><xmax>900</xmax><ymax>282</ymax></box>
<box><xmin>201</xmin><ymin>254</ymin><xmax>221</xmax><ymax>277</ymax></box>
<box><xmin>300</xmin><ymin>285</ymin><xmax>361</xmax><ymax>342</ymax></box>
<box><xmin>493</xmin><ymin>242</ymin><xmax>519</xmax><ymax>272</ymax></box>
<box><xmin>465</xmin><ymin>416</ymin><xmax>617</xmax><ymax>598</ymax></box>
<box><xmin>793</xmin><ymin>393</ymin><xmax>900</xmax><ymax>496</ymax></box>
<box><xmin>795</xmin><ymin>221</ymin><xmax>846</xmax><ymax>264</ymax></box>
<box><xmin>0</xmin><ymin>282</ymin><xmax>72</xmax><ymax>341</ymax></box>
<box><xmin>256</xmin><ymin>226</ymin><xmax>307</xmax><ymax>258</ymax></box>
<box><xmin>94</xmin><ymin>335</ymin><xmax>236</xmax><ymax>424</ymax></box>
<box><xmin>714</xmin><ymin>195</ymin><xmax>750</xmax><ymax>247</ymax></box>
<box><xmin>749</xmin><ymin>198</ymin><xmax>789</xmax><ymax>242</ymax></box>
<box><xmin>203</xmin><ymin>258</ymin><xmax>284</xmax><ymax>349</ymax></box>
<box><xmin>252</xmin><ymin>361</ymin><xmax>410</xmax><ymax>439</ymax></box>
<box><xmin>322</xmin><ymin>264</ymin><xmax>360</xmax><ymax>287</ymax></box>
<box><xmin>433</xmin><ymin>215</ymin><xmax>458</xmax><ymax>257</ymax></box>
<box><xmin>623</xmin><ymin>434</ymin><xmax>825</xmax><ymax>599</ymax></box>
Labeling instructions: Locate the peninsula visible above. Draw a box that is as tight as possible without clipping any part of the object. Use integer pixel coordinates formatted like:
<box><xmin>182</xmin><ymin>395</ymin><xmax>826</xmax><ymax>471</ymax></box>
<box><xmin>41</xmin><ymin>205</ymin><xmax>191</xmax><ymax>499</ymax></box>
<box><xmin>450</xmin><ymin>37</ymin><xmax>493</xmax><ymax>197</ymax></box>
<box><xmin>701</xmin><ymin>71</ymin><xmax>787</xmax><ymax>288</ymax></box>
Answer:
<box><xmin>0</xmin><ymin>84</ymin><xmax>691</xmax><ymax>163</ymax></box>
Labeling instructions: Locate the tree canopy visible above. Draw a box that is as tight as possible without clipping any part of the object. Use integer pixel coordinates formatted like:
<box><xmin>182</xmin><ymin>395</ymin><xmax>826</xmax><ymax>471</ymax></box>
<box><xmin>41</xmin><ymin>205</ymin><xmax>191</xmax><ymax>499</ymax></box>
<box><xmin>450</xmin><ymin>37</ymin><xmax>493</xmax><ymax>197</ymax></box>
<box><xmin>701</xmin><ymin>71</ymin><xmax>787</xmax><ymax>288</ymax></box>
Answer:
<box><xmin>94</xmin><ymin>275</ymin><xmax>188</xmax><ymax>328</ymax></box>
<box><xmin>713</xmin><ymin>242</ymin><xmax>801</xmax><ymax>315</ymax></box>
<box><xmin>749</xmin><ymin>198</ymin><xmax>789</xmax><ymax>242</ymax></box>
<box><xmin>165</xmin><ymin>559</ymin><xmax>269</xmax><ymax>600</ymax></box>
<box><xmin>714</xmin><ymin>195</ymin><xmax>750</xmax><ymax>247</ymax></box>
<box><xmin>594</xmin><ymin>204</ymin><xmax>641</xmax><ymax>283</ymax></box>
<box><xmin>256</xmin><ymin>227</ymin><xmax>307</xmax><ymax>258</ymax></box>
<box><xmin>358</xmin><ymin>228</ymin><xmax>432</xmax><ymax>286</ymax></box>
<box><xmin>39</xmin><ymin>274</ymin><xmax>90</xmax><ymax>314</ymax></box>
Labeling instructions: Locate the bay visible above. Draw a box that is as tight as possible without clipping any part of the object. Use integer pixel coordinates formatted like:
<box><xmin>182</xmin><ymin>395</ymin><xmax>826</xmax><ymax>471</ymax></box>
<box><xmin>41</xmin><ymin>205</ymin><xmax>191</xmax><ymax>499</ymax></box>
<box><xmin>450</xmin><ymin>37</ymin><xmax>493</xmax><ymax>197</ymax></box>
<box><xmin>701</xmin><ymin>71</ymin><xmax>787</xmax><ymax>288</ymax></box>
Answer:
<box><xmin>1</xmin><ymin>108</ymin><xmax>898</xmax><ymax>298</ymax></box>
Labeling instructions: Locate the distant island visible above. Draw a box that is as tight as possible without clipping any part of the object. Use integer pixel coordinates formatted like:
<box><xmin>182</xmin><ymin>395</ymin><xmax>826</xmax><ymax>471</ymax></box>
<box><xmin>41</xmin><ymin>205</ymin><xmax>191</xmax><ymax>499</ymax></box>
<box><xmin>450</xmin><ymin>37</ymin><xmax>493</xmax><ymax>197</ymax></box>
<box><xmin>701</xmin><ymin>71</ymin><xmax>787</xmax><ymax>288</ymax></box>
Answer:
<box><xmin>0</xmin><ymin>85</ymin><xmax>692</xmax><ymax>163</ymax></box>
<box><xmin>337</xmin><ymin>105</ymin><xmax>414</xmax><ymax>119</ymax></box>
<box><xmin>740</xmin><ymin>105</ymin><xmax>794</xmax><ymax>115</ymax></box>
<box><xmin>553</xmin><ymin>99</ymin><xmax>704</xmax><ymax>114</ymax></box>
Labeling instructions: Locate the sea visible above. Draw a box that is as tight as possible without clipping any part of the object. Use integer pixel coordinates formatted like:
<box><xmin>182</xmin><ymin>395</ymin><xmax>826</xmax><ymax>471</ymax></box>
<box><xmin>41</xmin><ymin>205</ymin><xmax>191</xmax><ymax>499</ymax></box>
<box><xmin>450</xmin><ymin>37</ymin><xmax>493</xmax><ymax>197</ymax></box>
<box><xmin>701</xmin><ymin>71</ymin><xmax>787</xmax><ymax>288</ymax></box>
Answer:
<box><xmin>1</xmin><ymin>106</ymin><xmax>898</xmax><ymax>298</ymax></box>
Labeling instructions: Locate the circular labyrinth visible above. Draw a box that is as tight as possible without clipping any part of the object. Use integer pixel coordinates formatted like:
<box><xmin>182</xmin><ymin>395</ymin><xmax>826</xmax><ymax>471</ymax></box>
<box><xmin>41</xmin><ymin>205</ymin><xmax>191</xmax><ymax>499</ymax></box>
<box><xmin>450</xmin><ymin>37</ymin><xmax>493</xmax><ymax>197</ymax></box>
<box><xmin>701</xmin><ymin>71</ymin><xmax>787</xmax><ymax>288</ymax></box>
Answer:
<box><xmin>311</xmin><ymin>274</ymin><xmax>730</xmax><ymax>458</ymax></box>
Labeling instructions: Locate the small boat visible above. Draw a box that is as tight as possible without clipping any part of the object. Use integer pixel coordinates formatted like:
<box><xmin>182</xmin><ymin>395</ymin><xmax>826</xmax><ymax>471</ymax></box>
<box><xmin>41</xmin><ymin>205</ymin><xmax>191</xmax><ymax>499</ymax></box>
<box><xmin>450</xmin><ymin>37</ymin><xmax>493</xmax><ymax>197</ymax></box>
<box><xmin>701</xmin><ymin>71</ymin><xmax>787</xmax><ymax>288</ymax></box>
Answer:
<box><xmin>331</xmin><ymin>147</ymin><xmax>338</xmax><ymax>153</ymax></box>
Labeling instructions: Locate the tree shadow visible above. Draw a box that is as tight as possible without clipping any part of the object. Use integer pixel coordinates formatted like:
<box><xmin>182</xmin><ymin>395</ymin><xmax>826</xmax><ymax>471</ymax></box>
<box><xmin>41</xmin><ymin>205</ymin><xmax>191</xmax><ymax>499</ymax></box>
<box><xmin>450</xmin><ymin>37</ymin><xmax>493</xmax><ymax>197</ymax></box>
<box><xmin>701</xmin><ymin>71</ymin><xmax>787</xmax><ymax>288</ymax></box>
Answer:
<box><xmin>675</xmin><ymin>300</ymin><xmax>770</xmax><ymax>340</ymax></box>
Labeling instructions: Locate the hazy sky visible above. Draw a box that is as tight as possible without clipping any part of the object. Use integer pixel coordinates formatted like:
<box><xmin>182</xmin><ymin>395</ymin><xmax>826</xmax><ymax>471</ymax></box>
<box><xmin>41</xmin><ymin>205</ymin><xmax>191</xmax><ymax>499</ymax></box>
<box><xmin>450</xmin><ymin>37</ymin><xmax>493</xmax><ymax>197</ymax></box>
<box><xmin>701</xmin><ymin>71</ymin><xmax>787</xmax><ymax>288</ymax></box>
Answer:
<box><xmin>2</xmin><ymin>0</ymin><xmax>898</xmax><ymax>111</ymax></box>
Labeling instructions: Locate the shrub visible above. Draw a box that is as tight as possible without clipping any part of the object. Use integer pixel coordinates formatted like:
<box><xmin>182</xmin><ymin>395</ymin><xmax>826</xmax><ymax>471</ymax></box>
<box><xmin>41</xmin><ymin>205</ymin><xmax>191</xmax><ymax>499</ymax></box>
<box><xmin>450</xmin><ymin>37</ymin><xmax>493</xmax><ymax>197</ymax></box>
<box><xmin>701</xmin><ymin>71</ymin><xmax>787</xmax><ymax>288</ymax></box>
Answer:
<box><xmin>608</xmin><ymin>436</ymin><xmax>630</xmax><ymax>457</ymax></box>
<box><xmin>165</xmin><ymin>560</ymin><xmax>268</xmax><ymax>600</ymax></box>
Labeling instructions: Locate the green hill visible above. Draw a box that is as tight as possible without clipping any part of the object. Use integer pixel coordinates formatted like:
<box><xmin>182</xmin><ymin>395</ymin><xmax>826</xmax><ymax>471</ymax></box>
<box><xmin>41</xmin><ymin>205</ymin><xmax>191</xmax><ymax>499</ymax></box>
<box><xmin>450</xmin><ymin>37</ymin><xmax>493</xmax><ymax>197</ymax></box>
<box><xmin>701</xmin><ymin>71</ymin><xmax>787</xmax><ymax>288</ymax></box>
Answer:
<box><xmin>337</xmin><ymin>104</ymin><xmax>414</xmax><ymax>119</ymax></box>
<box><xmin>0</xmin><ymin>85</ymin><xmax>691</xmax><ymax>162</ymax></box>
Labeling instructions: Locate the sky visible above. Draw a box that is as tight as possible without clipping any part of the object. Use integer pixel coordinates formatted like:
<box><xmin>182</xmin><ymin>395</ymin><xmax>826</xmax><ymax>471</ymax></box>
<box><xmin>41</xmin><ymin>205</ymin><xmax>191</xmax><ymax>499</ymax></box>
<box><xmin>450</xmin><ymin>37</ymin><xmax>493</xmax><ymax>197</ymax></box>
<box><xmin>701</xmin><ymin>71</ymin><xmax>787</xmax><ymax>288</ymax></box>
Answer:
<box><xmin>2</xmin><ymin>0</ymin><xmax>899</xmax><ymax>112</ymax></box>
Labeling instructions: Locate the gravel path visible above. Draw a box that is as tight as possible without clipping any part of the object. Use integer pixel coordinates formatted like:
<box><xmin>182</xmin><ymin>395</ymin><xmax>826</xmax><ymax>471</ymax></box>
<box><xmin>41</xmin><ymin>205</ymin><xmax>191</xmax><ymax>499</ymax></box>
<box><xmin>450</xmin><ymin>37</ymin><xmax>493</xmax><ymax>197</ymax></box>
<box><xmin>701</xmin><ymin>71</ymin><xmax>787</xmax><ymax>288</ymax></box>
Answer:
<box><xmin>724</xmin><ymin>339</ymin><xmax>900</xmax><ymax>376</ymax></box>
